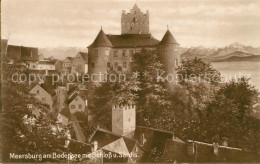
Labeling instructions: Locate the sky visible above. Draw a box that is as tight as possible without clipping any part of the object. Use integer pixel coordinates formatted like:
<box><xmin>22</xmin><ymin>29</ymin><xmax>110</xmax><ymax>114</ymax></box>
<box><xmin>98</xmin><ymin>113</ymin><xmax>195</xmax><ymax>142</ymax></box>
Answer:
<box><xmin>2</xmin><ymin>0</ymin><xmax>260</xmax><ymax>48</ymax></box>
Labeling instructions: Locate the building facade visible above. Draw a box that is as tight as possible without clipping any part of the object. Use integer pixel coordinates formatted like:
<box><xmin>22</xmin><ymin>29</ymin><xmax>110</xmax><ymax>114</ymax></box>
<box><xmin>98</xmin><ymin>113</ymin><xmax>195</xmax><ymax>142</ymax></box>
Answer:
<box><xmin>87</xmin><ymin>4</ymin><xmax>180</xmax><ymax>93</ymax></box>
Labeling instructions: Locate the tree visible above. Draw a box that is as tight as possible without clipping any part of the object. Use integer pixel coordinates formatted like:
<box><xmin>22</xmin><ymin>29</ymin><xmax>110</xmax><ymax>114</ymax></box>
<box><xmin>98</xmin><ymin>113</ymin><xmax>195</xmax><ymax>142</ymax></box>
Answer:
<box><xmin>200</xmin><ymin>77</ymin><xmax>260</xmax><ymax>151</ymax></box>
<box><xmin>1</xmin><ymin>59</ymin><xmax>68</xmax><ymax>162</ymax></box>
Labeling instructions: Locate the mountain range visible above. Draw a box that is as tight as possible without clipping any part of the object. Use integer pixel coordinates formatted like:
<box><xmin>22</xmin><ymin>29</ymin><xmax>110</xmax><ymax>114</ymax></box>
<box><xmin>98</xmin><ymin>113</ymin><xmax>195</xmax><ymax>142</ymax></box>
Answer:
<box><xmin>39</xmin><ymin>42</ymin><xmax>260</xmax><ymax>62</ymax></box>
<box><xmin>181</xmin><ymin>42</ymin><xmax>260</xmax><ymax>62</ymax></box>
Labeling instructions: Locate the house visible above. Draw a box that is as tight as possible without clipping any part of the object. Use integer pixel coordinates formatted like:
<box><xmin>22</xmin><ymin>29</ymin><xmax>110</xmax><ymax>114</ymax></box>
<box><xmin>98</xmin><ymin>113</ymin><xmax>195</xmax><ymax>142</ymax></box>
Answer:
<box><xmin>57</xmin><ymin>107</ymin><xmax>70</xmax><ymax>126</ymax></box>
<box><xmin>68</xmin><ymin>95</ymin><xmax>85</xmax><ymax>114</ymax></box>
<box><xmin>6</xmin><ymin>45</ymin><xmax>39</xmax><ymax>69</ymax></box>
<box><xmin>20</xmin><ymin>46</ymin><xmax>39</xmax><ymax>69</ymax></box>
<box><xmin>29</xmin><ymin>76</ymin><xmax>57</xmax><ymax>112</ymax></box>
<box><xmin>55</xmin><ymin>60</ymin><xmax>64</xmax><ymax>73</ymax></box>
<box><xmin>71</xmin><ymin>52</ymin><xmax>88</xmax><ymax>74</ymax></box>
<box><xmin>37</xmin><ymin>60</ymin><xmax>56</xmax><ymax>70</ymax></box>
<box><xmin>86</xmin><ymin>128</ymin><xmax>144</xmax><ymax>163</ymax></box>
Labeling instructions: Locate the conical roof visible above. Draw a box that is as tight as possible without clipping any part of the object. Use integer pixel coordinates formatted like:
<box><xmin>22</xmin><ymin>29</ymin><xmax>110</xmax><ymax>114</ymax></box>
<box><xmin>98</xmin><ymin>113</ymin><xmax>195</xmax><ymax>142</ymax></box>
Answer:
<box><xmin>88</xmin><ymin>29</ymin><xmax>113</xmax><ymax>48</ymax></box>
<box><xmin>159</xmin><ymin>30</ymin><xmax>179</xmax><ymax>45</ymax></box>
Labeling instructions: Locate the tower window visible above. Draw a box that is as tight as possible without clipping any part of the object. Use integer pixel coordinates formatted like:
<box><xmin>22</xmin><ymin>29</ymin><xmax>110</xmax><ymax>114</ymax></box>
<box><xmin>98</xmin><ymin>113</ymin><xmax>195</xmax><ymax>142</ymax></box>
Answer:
<box><xmin>113</xmin><ymin>51</ymin><xmax>118</xmax><ymax>57</ymax></box>
<box><xmin>122</xmin><ymin>50</ymin><xmax>127</xmax><ymax>57</ymax></box>
<box><xmin>94</xmin><ymin>50</ymin><xmax>98</xmax><ymax>56</ymax></box>
<box><xmin>130</xmin><ymin>27</ymin><xmax>133</xmax><ymax>30</ymax></box>
<box><xmin>123</xmin><ymin>62</ymin><xmax>127</xmax><ymax>68</ymax></box>
<box><xmin>128</xmin><ymin>118</ymin><xmax>131</xmax><ymax>122</ymax></box>
<box><xmin>91</xmin><ymin>62</ymin><xmax>95</xmax><ymax>68</ymax></box>
<box><xmin>107</xmin><ymin>62</ymin><xmax>110</xmax><ymax>68</ymax></box>
<box><xmin>114</xmin><ymin>62</ymin><xmax>118</xmax><ymax>68</ymax></box>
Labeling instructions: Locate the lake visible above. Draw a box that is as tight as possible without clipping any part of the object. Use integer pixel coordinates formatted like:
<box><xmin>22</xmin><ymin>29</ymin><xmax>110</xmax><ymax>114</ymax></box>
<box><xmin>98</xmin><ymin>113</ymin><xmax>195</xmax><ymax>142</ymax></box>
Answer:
<box><xmin>211</xmin><ymin>62</ymin><xmax>260</xmax><ymax>91</ymax></box>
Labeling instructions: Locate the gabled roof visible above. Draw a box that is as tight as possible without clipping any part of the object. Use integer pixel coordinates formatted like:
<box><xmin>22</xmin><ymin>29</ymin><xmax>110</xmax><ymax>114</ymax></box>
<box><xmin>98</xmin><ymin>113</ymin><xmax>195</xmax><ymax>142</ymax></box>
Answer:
<box><xmin>89</xmin><ymin>128</ymin><xmax>121</xmax><ymax>148</ymax></box>
<box><xmin>60</xmin><ymin>107</ymin><xmax>71</xmax><ymax>118</ymax></box>
<box><xmin>71</xmin><ymin>115</ymin><xmax>86</xmax><ymax>143</ymax></box>
<box><xmin>78</xmin><ymin>52</ymin><xmax>88</xmax><ymax>63</ymax></box>
<box><xmin>123</xmin><ymin>137</ymin><xmax>137</xmax><ymax>153</ymax></box>
<box><xmin>102</xmin><ymin>138</ymin><xmax>130</xmax><ymax>156</ymax></box>
<box><xmin>106</xmin><ymin>34</ymin><xmax>159</xmax><ymax>48</ymax></box>
<box><xmin>159</xmin><ymin>30</ymin><xmax>179</xmax><ymax>45</ymax></box>
<box><xmin>39</xmin><ymin>76</ymin><xmax>57</xmax><ymax>96</ymax></box>
<box><xmin>88</xmin><ymin>29</ymin><xmax>113</xmax><ymax>48</ymax></box>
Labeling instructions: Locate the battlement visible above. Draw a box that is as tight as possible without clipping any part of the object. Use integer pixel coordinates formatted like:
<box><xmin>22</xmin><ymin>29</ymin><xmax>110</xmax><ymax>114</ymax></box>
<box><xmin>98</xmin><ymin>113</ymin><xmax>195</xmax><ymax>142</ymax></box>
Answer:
<box><xmin>112</xmin><ymin>104</ymin><xmax>136</xmax><ymax>111</ymax></box>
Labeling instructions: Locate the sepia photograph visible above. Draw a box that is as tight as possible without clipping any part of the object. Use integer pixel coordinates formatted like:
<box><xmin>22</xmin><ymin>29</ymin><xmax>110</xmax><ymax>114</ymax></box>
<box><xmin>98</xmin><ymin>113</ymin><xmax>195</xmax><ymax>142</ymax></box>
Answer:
<box><xmin>1</xmin><ymin>0</ymin><xmax>260</xmax><ymax>163</ymax></box>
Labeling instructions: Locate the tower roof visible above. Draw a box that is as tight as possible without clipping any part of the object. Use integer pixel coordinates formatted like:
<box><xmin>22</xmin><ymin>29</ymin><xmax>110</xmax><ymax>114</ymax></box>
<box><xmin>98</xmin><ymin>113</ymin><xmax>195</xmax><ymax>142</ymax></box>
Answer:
<box><xmin>159</xmin><ymin>30</ymin><xmax>179</xmax><ymax>45</ymax></box>
<box><xmin>88</xmin><ymin>29</ymin><xmax>113</xmax><ymax>48</ymax></box>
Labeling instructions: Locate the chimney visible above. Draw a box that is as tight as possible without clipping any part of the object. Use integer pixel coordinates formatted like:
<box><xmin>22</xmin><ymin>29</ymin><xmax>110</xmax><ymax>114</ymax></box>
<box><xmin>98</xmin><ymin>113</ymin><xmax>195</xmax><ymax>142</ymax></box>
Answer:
<box><xmin>45</xmin><ymin>69</ymin><xmax>48</xmax><ymax>76</ymax></box>
<box><xmin>64</xmin><ymin>131</ymin><xmax>71</xmax><ymax>148</ymax></box>
<box><xmin>171</xmin><ymin>132</ymin><xmax>175</xmax><ymax>140</ymax></box>
<box><xmin>213</xmin><ymin>142</ymin><xmax>219</xmax><ymax>155</ymax></box>
<box><xmin>92</xmin><ymin>141</ymin><xmax>98</xmax><ymax>152</ymax></box>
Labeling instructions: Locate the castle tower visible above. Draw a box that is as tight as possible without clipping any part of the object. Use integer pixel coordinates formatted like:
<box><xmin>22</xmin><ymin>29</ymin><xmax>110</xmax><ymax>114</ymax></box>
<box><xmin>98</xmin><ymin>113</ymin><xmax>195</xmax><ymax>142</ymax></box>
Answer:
<box><xmin>121</xmin><ymin>4</ymin><xmax>149</xmax><ymax>34</ymax></box>
<box><xmin>88</xmin><ymin>28</ymin><xmax>112</xmax><ymax>85</ymax></box>
<box><xmin>158</xmin><ymin>29</ymin><xmax>180</xmax><ymax>90</ymax></box>
<box><xmin>112</xmin><ymin>104</ymin><xmax>136</xmax><ymax>136</ymax></box>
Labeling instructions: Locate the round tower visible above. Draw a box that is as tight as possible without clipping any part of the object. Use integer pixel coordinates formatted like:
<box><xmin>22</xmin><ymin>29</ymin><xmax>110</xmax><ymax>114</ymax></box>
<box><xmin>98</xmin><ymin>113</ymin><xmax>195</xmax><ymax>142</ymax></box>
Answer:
<box><xmin>87</xmin><ymin>28</ymin><xmax>112</xmax><ymax>112</ymax></box>
<box><xmin>158</xmin><ymin>29</ymin><xmax>180</xmax><ymax>90</ymax></box>
<box><xmin>88</xmin><ymin>28</ymin><xmax>112</xmax><ymax>86</ymax></box>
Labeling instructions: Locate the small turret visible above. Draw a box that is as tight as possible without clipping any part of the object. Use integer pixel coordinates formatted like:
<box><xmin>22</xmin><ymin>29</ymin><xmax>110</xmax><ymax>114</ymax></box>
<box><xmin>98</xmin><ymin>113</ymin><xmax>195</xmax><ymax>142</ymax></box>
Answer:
<box><xmin>158</xmin><ymin>29</ymin><xmax>180</xmax><ymax>90</ymax></box>
<box><xmin>88</xmin><ymin>28</ymin><xmax>112</xmax><ymax>48</ymax></box>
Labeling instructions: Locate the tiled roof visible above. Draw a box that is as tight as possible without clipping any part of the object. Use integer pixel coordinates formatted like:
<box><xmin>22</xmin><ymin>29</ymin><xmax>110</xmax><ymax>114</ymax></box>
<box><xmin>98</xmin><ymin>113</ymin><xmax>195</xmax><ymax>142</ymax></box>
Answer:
<box><xmin>38</xmin><ymin>60</ymin><xmax>56</xmax><ymax>65</ymax></box>
<box><xmin>123</xmin><ymin>137</ymin><xmax>137</xmax><ymax>153</ymax></box>
<box><xmin>21</xmin><ymin>46</ymin><xmax>39</xmax><ymax>61</ymax></box>
<box><xmin>106</xmin><ymin>34</ymin><xmax>159</xmax><ymax>48</ymax></box>
<box><xmin>7</xmin><ymin>45</ymin><xmax>21</xmax><ymax>60</ymax></box>
<box><xmin>88</xmin><ymin>29</ymin><xmax>113</xmax><ymax>48</ymax></box>
<box><xmin>60</xmin><ymin>107</ymin><xmax>71</xmax><ymax>118</ymax></box>
<box><xmin>71</xmin><ymin>115</ymin><xmax>86</xmax><ymax>143</ymax></box>
<box><xmin>159</xmin><ymin>30</ymin><xmax>179</xmax><ymax>45</ymax></box>
<box><xmin>40</xmin><ymin>76</ymin><xmax>57</xmax><ymax>95</ymax></box>
<box><xmin>89</xmin><ymin>128</ymin><xmax>121</xmax><ymax>148</ymax></box>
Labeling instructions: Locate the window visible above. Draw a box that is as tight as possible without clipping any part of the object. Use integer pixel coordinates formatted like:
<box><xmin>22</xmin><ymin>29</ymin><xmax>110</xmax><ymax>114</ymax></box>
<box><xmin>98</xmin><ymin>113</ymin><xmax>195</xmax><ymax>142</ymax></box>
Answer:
<box><xmin>94</xmin><ymin>49</ymin><xmax>98</xmax><ymax>56</ymax></box>
<box><xmin>91</xmin><ymin>62</ymin><xmax>95</xmax><ymax>68</ymax></box>
<box><xmin>133</xmin><ymin>17</ymin><xmax>137</xmax><ymax>21</ymax></box>
<box><xmin>105</xmin><ymin>49</ymin><xmax>109</xmax><ymax>56</ymax></box>
<box><xmin>130</xmin><ymin>27</ymin><xmax>133</xmax><ymax>30</ymax></box>
<box><xmin>79</xmin><ymin>104</ymin><xmax>82</xmax><ymax>109</ymax></box>
<box><xmin>114</xmin><ymin>62</ymin><xmax>118</xmax><ymax>67</ymax></box>
<box><xmin>113</xmin><ymin>51</ymin><xmax>118</xmax><ymax>57</ymax></box>
<box><xmin>107</xmin><ymin>62</ymin><xmax>110</xmax><ymax>68</ymax></box>
<box><xmin>37</xmin><ymin>90</ymin><xmax>40</xmax><ymax>94</ymax></box>
<box><xmin>122</xmin><ymin>50</ymin><xmax>127</xmax><ymax>57</ymax></box>
<box><xmin>71</xmin><ymin>105</ymin><xmax>75</xmax><ymax>109</ymax></box>
<box><xmin>123</xmin><ymin>62</ymin><xmax>127</xmax><ymax>68</ymax></box>
<box><xmin>128</xmin><ymin>118</ymin><xmax>131</xmax><ymax>122</ymax></box>
<box><xmin>130</xmin><ymin>50</ymin><xmax>134</xmax><ymax>55</ymax></box>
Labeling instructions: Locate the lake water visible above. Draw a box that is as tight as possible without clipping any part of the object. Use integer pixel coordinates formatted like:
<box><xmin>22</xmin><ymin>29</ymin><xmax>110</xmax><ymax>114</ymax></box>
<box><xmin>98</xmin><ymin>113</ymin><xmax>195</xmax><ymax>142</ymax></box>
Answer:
<box><xmin>211</xmin><ymin>62</ymin><xmax>260</xmax><ymax>91</ymax></box>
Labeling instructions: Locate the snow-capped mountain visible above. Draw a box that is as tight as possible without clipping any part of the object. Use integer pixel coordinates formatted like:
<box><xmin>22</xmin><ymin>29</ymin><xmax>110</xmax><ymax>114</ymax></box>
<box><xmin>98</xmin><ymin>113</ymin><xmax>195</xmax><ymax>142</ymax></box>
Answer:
<box><xmin>181</xmin><ymin>42</ymin><xmax>260</xmax><ymax>62</ymax></box>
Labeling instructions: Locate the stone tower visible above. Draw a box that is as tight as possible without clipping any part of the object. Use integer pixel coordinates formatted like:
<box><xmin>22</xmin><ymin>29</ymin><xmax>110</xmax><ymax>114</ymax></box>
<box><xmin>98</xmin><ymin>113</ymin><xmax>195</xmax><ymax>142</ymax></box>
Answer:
<box><xmin>88</xmin><ymin>28</ymin><xmax>112</xmax><ymax>85</ymax></box>
<box><xmin>158</xmin><ymin>29</ymin><xmax>180</xmax><ymax>90</ymax></box>
<box><xmin>121</xmin><ymin>4</ymin><xmax>149</xmax><ymax>34</ymax></box>
<box><xmin>112</xmin><ymin>104</ymin><xmax>136</xmax><ymax>136</ymax></box>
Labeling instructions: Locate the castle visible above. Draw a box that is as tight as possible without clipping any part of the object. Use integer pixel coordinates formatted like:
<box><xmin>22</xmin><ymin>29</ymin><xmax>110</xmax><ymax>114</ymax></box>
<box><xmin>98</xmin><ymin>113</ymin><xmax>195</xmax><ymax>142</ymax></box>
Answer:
<box><xmin>88</xmin><ymin>4</ymin><xmax>180</xmax><ymax>91</ymax></box>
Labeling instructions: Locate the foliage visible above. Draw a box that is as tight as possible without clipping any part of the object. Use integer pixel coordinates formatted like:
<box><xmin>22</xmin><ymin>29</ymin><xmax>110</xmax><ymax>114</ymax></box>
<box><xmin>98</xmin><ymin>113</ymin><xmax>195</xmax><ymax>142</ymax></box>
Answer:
<box><xmin>1</xmin><ymin>59</ymin><xmax>68</xmax><ymax>162</ymax></box>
